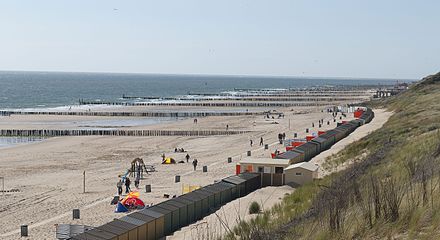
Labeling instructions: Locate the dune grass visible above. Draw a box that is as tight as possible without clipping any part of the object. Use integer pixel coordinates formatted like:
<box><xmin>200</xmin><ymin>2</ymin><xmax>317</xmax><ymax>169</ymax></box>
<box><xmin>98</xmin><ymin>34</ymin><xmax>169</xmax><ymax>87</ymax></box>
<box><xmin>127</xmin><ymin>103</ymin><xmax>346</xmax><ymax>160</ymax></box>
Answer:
<box><xmin>223</xmin><ymin>72</ymin><xmax>440</xmax><ymax>240</ymax></box>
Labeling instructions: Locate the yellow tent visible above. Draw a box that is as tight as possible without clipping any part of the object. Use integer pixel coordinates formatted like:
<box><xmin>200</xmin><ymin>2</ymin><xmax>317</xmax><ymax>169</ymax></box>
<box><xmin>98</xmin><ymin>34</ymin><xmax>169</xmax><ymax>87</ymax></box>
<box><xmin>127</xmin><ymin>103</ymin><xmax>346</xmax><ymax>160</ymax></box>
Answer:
<box><xmin>162</xmin><ymin>157</ymin><xmax>175</xmax><ymax>164</ymax></box>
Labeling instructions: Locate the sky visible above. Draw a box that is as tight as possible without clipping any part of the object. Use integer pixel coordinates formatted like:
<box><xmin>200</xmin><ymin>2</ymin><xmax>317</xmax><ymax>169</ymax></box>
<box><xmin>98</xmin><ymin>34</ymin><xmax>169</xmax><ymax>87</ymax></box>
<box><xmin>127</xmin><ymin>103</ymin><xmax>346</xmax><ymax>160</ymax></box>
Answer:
<box><xmin>0</xmin><ymin>0</ymin><xmax>439</xmax><ymax>79</ymax></box>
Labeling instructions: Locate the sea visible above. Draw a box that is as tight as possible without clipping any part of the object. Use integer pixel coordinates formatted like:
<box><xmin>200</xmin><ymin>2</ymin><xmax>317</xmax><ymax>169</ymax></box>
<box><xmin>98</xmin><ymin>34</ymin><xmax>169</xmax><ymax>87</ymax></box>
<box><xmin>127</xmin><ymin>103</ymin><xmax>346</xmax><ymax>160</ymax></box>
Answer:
<box><xmin>0</xmin><ymin>71</ymin><xmax>409</xmax><ymax>110</ymax></box>
<box><xmin>0</xmin><ymin>71</ymin><xmax>411</xmax><ymax>149</ymax></box>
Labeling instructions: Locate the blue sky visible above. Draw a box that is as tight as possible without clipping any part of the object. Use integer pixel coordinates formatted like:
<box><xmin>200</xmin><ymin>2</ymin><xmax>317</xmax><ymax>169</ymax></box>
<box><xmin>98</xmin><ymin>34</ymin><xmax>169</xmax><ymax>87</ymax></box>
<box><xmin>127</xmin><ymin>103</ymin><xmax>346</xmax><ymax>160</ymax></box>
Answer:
<box><xmin>0</xmin><ymin>0</ymin><xmax>438</xmax><ymax>79</ymax></box>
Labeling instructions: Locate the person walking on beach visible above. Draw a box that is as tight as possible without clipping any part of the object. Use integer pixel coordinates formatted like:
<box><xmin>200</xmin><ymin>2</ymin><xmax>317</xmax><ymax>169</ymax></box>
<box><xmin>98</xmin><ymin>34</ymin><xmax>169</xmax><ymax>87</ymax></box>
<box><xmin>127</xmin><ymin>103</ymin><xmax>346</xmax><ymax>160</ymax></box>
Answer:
<box><xmin>186</xmin><ymin>153</ymin><xmax>190</xmax><ymax>163</ymax></box>
<box><xmin>134</xmin><ymin>175</ymin><xmax>140</xmax><ymax>189</ymax></box>
<box><xmin>226</xmin><ymin>124</ymin><xmax>229</xmax><ymax>131</ymax></box>
<box><xmin>192</xmin><ymin>159</ymin><xmax>198</xmax><ymax>171</ymax></box>
<box><xmin>161</xmin><ymin>153</ymin><xmax>166</xmax><ymax>162</ymax></box>
<box><xmin>125</xmin><ymin>177</ymin><xmax>131</xmax><ymax>193</ymax></box>
<box><xmin>117</xmin><ymin>179</ymin><xmax>123</xmax><ymax>196</ymax></box>
<box><xmin>260</xmin><ymin>137</ymin><xmax>264</xmax><ymax>146</ymax></box>
<box><xmin>250</xmin><ymin>139</ymin><xmax>253</xmax><ymax>147</ymax></box>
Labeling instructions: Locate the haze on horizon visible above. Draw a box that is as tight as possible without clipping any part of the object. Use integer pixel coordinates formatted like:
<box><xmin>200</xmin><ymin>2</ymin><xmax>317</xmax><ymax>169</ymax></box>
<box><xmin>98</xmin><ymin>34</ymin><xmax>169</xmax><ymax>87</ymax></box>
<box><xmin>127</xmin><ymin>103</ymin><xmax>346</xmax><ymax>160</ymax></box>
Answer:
<box><xmin>0</xmin><ymin>0</ymin><xmax>439</xmax><ymax>80</ymax></box>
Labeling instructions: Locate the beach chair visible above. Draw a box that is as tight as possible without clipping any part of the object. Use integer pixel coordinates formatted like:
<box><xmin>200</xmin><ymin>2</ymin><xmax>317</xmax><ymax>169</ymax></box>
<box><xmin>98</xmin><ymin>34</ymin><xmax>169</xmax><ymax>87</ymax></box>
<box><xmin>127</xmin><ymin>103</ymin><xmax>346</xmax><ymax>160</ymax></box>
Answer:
<box><xmin>144</xmin><ymin>165</ymin><xmax>156</xmax><ymax>174</ymax></box>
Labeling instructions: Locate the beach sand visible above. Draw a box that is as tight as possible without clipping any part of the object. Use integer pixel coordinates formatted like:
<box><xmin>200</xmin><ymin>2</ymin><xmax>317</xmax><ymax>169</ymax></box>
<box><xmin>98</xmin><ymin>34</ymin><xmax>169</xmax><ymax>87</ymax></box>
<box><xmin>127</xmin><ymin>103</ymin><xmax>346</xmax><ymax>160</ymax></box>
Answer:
<box><xmin>0</xmin><ymin>106</ymin><xmax>380</xmax><ymax>239</ymax></box>
<box><xmin>310</xmin><ymin>109</ymin><xmax>393</xmax><ymax>177</ymax></box>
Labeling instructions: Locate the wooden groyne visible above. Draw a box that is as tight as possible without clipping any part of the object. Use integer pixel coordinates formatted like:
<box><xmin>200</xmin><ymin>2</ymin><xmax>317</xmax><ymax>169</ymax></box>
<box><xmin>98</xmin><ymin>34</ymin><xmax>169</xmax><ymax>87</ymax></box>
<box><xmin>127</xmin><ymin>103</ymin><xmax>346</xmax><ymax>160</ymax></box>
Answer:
<box><xmin>121</xmin><ymin>96</ymin><xmax>368</xmax><ymax>102</ymax></box>
<box><xmin>78</xmin><ymin>100</ymin><xmax>346</xmax><ymax>108</ymax></box>
<box><xmin>0</xmin><ymin>111</ymin><xmax>263</xmax><ymax>118</ymax></box>
<box><xmin>187</xmin><ymin>89</ymin><xmax>377</xmax><ymax>97</ymax></box>
<box><xmin>0</xmin><ymin>129</ymin><xmax>250</xmax><ymax>137</ymax></box>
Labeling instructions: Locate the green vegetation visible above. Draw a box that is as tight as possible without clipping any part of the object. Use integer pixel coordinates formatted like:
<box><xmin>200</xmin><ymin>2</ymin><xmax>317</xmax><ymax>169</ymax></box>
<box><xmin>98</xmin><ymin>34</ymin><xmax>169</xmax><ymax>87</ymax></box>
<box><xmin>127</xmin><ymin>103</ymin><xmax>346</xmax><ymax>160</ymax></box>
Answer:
<box><xmin>249</xmin><ymin>201</ymin><xmax>261</xmax><ymax>214</ymax></box>
<box><xmin>224</xmin><ymin>72</ymin><xmax>440</xmax><ymax>239</ymax></box>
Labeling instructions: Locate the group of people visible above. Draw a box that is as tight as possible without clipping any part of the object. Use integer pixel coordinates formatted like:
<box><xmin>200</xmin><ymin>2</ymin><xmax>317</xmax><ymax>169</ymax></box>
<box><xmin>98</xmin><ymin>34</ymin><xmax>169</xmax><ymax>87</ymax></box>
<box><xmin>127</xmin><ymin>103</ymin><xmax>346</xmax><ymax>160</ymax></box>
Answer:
<box><xmin>182</xmin><ymin>152</ymin><xmax>198</xmax><ymax>170</ymax></box>
<box><xmin>278</xmin><ymin>133</ymin><xmax>286</xmax><ymax>144</ymax></box>
<box><xmin>117</xmin><ymin>176</ymin><xmax>140</xmax><ymax>196</ymax></box>
<box><xmin>174</xmin><ymin>147</ymin><xmax>186</xmax><ymax>152</ymax></box>
<box><xmin>166</xmin><ymin>149</ymin><xmax>199</xmax><ymax>171</ymax></box>
<box><xmin>249</xmin><ymin>137</ymin><xmax>264</xmax><ymax>147</ymax></box>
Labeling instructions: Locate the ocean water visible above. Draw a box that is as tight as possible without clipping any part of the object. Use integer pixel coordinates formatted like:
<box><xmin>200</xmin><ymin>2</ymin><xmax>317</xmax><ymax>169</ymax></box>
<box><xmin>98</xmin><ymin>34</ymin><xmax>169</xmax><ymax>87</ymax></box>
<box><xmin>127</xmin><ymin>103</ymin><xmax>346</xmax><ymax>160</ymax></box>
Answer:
<box><xmin>0</xmin><ymin>137</ymin><xmax>44</xmax><ymax>149</ymax></box>
<box><xmin>0</xmin><ymin>71</ymin><xmax>406</xmax><ymax>110</ymax></box>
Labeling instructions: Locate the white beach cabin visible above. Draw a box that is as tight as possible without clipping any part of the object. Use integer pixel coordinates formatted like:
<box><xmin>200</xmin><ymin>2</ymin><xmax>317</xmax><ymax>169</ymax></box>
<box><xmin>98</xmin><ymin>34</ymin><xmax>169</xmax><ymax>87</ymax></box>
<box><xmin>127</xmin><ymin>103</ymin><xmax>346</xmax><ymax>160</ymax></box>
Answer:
<box><xmin>284</xmin><ymin>162</ymin><xmax>319</xmax><ymax>186</ymax></box>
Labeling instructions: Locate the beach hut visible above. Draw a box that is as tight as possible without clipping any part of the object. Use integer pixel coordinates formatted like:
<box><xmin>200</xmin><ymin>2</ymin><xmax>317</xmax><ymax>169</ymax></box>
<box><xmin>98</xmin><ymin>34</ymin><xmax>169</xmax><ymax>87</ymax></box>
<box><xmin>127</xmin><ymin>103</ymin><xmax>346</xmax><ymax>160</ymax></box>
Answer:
<box><xmin>71</xmin><ymin>231</ymin><xmax>116</xmax><ymax>240</ymax></box>
<box><xmin>312</xmin><ymin>136</ymin><xmax>332</xmax><ymax>152</ymax></box>
<box><xmin>145</xmin><ymin>206</ymin><xmax>173</xmax><ymax>236</ymax></box>
<box><xmin>106</xmin><ymin>219</ymin><xmax>138</xmax><ymax>240</ymax></box>
<box><xmin>238</xmin><ymin>158</ymin><xmax>289</xmax><ymax>186</ymax></box>
<box><xmin>351</xmin><ymin>119</ymin><xmax>364</xmax><ymax>126</ymax></box>
<box><xmin>336</xmin><ymin>123</ymin><xmax>356</xmax><ymax>135</ymax></box>
<box><xmin>190</xmin><ymin>189</ymin><xmax>213</xmax><ymax>215</ymax></box>
<box><xmin>165</xmin><ymin>199</ymin><xmax>189</xmax><ymax>227</ymax></box>
<box><xmin>197</xmin><ymin>186</ymin><xmax>220</xmax><ymax>209</ymax></box>
<box><xmin>72</xmin><ymin>228</ymin><xmax>118</xmax><ymax>240</ymax></box>
<box><xmin>152</xmin><ymin>203</ymin><xmax>180</xmax><ymax>233</ymax></box>
<box><xmin>206</xmin><ymin>181</ymin><xmax>235</xmax><ymax>205</ymax></box>
<box><xmin>217</xmin><ymin>181</ymin><xmax>236</xmax><ymax>202</ymax></box>
<box><xmin>96</xmin><ymin>221</ymin><xmax>130</xmax><ymax>240</ymax></box>
<box><xmin>123</xmin><ymin>212</ymin><xmax>156</xmax><ymax>240</ymax></box>
<box><xmin>284</xmin><ymin>162</ymin><xmax>319</xmax><ymax>186</ymax></box>
<box><xmin>238</xmin><ymin>172</ymin><xmax>262</xmax><ymax>194</ymax></box>
<box><xmin>325</xmin><ymin>129</ymin><xmax>344</xmax><ymax>142</ymax></box>
<box><xmin>169</xmin><ymin>197</ymin><xmax>196</xmax><ymax>224</ymax></box>
<box><xmin>180</xmin><ymin>192</ymin><xmax>204</xmax><ymax>221</ymax></box>
<box><xmin>86</xmin><ymin>229</ymin><xmax>119</xmax><ymax>240</ymax></box>
<box><xmin>185</xmin><ymin>190</ymin><xmax>211</xmax><ymax>218</ymax></box>
<box><xmin>139</xmin><ymin>207</ymin><xmax>165</xmax><ymax>239</ymax></box>
<box><xmin>275</xmin><ymin>151</ymin><xmax>304</xmax><ymax>164</ymax></box>
<box><xmin>222</xmin><ymin>175</ymin><xmax>247</xmax><ymax>198</ymax></box>
<box><xmin>119</xmin><ymin>215</ymin><xmax>149</xmax><ymax>240</ymax></box>
<box><xmin>295</xmin><ymin>142</ymin><xmax>319</xmax><ymax>161</ymax></box>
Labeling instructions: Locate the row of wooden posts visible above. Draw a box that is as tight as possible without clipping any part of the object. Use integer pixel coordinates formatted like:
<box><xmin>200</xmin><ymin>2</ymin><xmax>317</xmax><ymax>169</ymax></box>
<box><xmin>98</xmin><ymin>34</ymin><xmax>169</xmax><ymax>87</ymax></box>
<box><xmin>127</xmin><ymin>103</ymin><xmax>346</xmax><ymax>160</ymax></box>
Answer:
<box><xmin>120</xmin><ymin>96</ymin><xmax>367</xmax><ymax>102</ymax></box>
<box><xmin>0</xmin><ymin>129</ymin><xmax>249</xmax><ymax>137</ymax></box>
<box><xmin>78</xmin><ymin>100</ymin><xmax>342</xmax><ymax>107</ymax></box>
<box><xmin>0</xmin><ymin>110</ymin><xmax>261</xmax><ymax>118</ymax></box>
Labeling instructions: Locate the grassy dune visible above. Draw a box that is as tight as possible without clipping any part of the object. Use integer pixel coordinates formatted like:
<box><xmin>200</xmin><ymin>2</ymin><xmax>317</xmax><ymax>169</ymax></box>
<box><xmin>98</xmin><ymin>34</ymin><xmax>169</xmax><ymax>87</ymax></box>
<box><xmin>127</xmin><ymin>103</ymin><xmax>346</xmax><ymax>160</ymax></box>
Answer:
<box><xmin>224</xmin><ymin>72</ymin><xmax>440</xmax><ymax>240</ymax></box>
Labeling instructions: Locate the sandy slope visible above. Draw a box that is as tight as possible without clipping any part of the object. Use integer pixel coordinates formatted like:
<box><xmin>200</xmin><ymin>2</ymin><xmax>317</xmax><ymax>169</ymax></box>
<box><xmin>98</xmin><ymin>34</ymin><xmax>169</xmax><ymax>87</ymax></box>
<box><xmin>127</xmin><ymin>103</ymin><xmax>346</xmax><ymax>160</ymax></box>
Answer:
<box><xmin>310</xmin><ymin>109</ymin><xmax>392</xmax><ymax>177</ymax></box>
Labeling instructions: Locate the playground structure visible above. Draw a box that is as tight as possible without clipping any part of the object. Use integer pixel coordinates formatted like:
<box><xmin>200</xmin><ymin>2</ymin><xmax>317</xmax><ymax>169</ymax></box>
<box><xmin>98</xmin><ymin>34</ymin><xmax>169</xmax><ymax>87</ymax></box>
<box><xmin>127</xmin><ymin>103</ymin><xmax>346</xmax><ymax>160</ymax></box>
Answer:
<box><xmin>119</xmin><ymin>158</ymin><xmax>156</xmax><ymax>181</ymax></box>
<box><xmin>129</xmin><ymin>158</ymin><xmax>156</xmax><ymax>179</ymax></box>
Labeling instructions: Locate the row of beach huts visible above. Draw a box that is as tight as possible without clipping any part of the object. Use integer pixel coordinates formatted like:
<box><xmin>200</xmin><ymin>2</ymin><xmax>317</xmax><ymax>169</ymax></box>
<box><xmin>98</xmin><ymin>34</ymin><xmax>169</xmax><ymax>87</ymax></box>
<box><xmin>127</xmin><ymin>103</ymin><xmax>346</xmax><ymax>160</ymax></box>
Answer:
<box><xmin>237</xmin><ymin>107</ymin><xmax>374</xmax><ymax>186</ymax></box>
<box><xmin>69</xmin><ymin>108</ymin><xmax>374</xmax><ymax>240</ymax></box>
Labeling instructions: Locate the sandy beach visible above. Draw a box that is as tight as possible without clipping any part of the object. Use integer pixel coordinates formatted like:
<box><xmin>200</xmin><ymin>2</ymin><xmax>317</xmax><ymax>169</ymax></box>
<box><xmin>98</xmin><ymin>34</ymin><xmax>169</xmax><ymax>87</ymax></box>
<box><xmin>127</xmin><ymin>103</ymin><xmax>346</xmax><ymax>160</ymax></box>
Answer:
<box><xmin>0</xmin><ymin>104</ymin><xmax>382</xmax><ymax>239</ymax></box>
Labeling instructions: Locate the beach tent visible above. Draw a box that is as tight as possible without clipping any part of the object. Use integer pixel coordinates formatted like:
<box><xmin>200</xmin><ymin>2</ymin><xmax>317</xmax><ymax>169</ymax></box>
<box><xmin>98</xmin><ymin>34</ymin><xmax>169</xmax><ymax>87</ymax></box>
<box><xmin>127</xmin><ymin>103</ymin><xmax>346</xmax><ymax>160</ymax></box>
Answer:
<box><xmin>121</xmin><ymin>191</ymin><xmax>145</xmax><ymax>209</ymax></box>
<box><xmin>123</xmin><ymin>197</ymin><xmax>145</xmax><ymax>209</ymax></box>
<box><xmin>115</xmin><ymin>202</ymin><xmax>129</xmax><ymax>213</ymax></box>
<box><xmin>162</xmin><ymin>157</ymin><xmax>176</xmax><ymax>164</ymax></box>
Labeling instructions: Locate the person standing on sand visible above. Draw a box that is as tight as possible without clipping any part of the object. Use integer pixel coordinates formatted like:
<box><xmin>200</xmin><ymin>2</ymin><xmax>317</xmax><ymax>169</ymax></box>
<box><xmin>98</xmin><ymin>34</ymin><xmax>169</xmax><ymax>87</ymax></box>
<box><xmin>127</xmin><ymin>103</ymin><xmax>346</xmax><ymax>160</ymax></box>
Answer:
<box><xmin>250</xmin><ymin>139</ymin><xmax>253</xmax><ymax>147</ymax></box>
<box><xmin>161</xmin><ymin>153</ymin><xmax>166</xmax><ymax>162</ymax></box>
<box><xmin>260</xmin><ymin>137</ymin><xmax>264</xmax><ymax>146</ymax></box>
<box><xmin>117</xmin><ymin>179</ymin><xmax>123</xmax><ymax>195</ymax></box>
<box><xmin>125</xmin><ymin>177</ymin><xmax>131</xmax><ymax>193</ymax></box>
<box><xmin>186</xmin><ymin>153</ymin><xmax>190</xmax><ymax>163</ymax></box>
<box><xmin>134</xmin><ymin>175</ymin><xmax>140</xmax><ymax>189</ymax></box>
<box><xmin>192</xmin><ymin>159</ymin><xmax>198</xmax><ymax>171</ymax></box>
<box><xmin>226</xmin><ymin>124</ymin><xmax>229</xmax><ymax>131</ymax></box>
